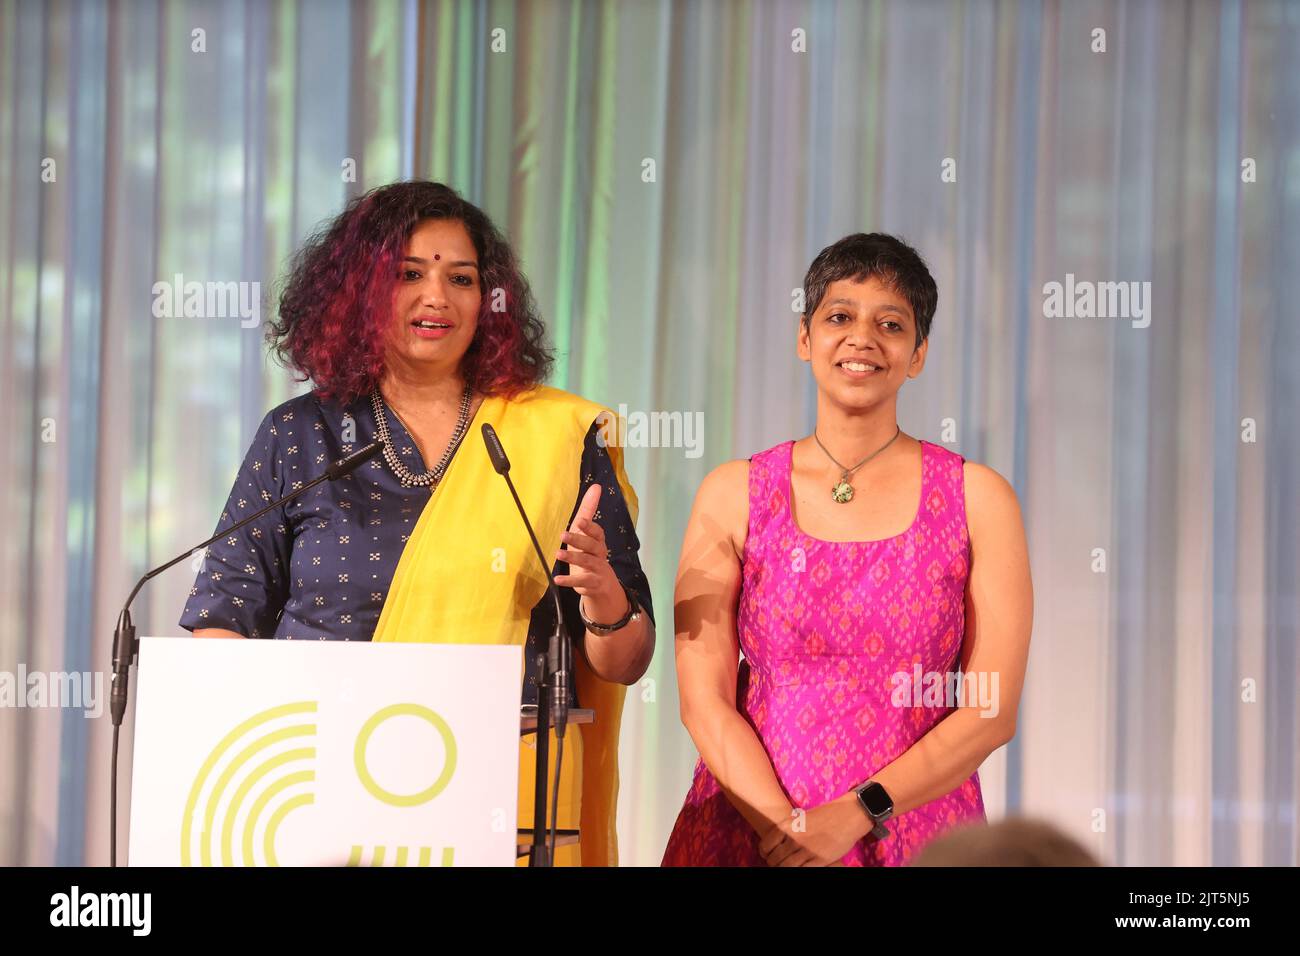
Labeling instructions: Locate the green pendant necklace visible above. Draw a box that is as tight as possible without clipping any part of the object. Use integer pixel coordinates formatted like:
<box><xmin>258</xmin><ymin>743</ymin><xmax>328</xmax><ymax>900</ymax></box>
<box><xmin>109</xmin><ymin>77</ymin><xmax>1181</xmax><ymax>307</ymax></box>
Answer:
<box><xmin>813</xmin><ymin>426</ymin><xmax>901</xmax><ymax>503</ymax></box>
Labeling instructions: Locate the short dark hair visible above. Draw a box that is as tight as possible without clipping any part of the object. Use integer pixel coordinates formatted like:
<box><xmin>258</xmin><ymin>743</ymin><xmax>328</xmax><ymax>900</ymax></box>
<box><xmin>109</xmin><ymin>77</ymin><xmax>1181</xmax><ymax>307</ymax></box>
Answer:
<box><xmin>801</xmin><ymin>233</ymin><xmax>937</xmax><ymax>348</ymax></box>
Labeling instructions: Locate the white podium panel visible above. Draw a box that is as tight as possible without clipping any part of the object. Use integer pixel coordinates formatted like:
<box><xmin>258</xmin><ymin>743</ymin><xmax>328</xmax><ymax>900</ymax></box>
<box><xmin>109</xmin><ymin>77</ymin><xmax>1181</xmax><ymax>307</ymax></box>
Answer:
<box><xmin>128</xmin><ymin>638</ymin><xmax>522</xmax><ymax>867</ymax></box>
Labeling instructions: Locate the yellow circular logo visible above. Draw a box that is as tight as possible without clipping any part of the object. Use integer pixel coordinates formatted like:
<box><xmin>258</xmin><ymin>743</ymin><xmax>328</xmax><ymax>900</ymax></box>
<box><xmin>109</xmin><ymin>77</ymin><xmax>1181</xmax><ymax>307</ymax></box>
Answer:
<box><xmin>354</xmin><ymin>703</ymin><xmax>457</xmax><ymax>807</ymax></box>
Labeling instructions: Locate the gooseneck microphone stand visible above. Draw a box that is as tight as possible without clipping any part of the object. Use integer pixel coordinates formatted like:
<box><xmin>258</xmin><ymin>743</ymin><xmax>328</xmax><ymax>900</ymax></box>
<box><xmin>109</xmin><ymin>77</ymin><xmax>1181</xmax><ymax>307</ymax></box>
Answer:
<box><xmin>107</xmin><ymin>440</ymin><xmax>384</xmax><ymax>867</ymax></box>
<box><xmin>480</xmin><ymin>423</ymin><xmax>571</xmax><ymax>867</ymax></box>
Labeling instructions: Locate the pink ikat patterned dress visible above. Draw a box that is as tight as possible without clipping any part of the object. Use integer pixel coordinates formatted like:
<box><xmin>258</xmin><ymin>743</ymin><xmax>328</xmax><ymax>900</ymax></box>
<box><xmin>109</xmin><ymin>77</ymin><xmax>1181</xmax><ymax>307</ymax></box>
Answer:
<box><xmin>662</xmin><ymin>439</ymin><xmax>986</xmax><ymax>866</ymax></box>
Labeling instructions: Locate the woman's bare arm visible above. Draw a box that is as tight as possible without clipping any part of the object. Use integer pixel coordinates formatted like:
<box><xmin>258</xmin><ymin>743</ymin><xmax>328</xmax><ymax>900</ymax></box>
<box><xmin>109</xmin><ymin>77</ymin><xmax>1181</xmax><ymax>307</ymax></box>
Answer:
<box><xmin>866</xmin><ymin>461</ymin><xmax>1033</xmax><ymax>813</ymax></box>
<box><xmin>675</xmin><ymin>460</ymin><xmax>794</xmax><ymax>837</ymax></box>
<box><xmin>192</xmin><ymin>628</ymin><xmax>246</xmax><ymax>639</ymax></box>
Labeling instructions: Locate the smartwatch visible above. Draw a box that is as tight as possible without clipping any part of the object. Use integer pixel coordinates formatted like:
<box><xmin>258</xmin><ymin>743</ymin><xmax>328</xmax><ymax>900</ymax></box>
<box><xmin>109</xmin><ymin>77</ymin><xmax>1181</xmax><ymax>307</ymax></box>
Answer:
<box><xmin>853</xmin><ymin>780</ymin><xmax>894</xmax><ymax>841</ymax></box>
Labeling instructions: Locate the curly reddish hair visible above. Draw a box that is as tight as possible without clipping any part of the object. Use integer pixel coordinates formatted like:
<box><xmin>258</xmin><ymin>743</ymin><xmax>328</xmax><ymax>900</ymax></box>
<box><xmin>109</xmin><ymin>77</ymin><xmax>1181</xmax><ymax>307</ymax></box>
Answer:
<box><xmin>268</xmin><ymin>180</ymin><xmax>553</xmax><ymax>403</ymax></box>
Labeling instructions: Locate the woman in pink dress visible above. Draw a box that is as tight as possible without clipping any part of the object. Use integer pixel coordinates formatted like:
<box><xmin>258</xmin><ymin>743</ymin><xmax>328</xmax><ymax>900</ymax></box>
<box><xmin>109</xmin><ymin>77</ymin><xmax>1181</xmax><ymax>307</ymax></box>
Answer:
<box><xmin>663</xmin><ymin>234</ymin><xmax>1034</xmax><ymax>866</ymax></box>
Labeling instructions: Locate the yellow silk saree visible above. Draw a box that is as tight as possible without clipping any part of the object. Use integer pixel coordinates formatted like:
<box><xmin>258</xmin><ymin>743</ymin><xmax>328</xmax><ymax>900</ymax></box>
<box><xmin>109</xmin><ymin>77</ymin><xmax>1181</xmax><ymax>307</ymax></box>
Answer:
<box><xmin>371</xmin><ymin>385</ymin><xmax>635</xmax><ymax>867</ymax></box>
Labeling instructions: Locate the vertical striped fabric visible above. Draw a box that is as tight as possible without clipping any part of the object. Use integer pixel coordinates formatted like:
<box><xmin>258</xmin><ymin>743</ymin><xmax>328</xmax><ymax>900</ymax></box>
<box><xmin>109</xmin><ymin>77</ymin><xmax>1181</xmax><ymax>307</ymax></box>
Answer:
<box><xmin>0</xmin><ymin>0</ymin><xmax>1295</xmax><ymax>866</ymax></box>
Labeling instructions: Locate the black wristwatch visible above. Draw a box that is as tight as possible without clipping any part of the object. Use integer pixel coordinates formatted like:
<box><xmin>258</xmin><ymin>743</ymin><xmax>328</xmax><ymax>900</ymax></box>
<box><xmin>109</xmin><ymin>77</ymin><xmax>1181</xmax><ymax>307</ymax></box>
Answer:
<box><xmin>853</xmin><ymin>780</ymin><xmax>894</xmax><ymax>841</ymax></box>
<box><xmin>578</xmin><ymin>584</ymin><xmax>641</xmax><ymax>634</ymax></box>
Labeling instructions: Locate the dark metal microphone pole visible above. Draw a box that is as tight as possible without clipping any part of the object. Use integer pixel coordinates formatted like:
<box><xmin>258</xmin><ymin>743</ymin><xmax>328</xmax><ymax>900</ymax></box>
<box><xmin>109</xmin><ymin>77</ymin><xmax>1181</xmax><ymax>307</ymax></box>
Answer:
<box><xmin>481</xmin><ymin>423</ymin><xmax>569</xmax><ymax>867</ymax></box>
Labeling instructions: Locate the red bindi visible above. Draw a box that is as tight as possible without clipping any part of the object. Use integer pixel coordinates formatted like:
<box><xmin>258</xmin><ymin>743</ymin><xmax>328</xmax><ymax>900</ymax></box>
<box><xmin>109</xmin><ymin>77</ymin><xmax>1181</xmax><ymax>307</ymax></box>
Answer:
<box><xmin>433</xmin><ymin>253</ymin><xmax>440</xmax><ymax>261</ymax></box>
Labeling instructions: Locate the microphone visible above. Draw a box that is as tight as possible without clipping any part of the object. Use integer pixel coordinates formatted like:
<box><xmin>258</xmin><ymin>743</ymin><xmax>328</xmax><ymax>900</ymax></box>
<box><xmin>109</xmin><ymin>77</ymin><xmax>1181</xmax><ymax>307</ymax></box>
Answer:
<box><xmin>481</xmin><ymin>422</ymin><xmax>570</xmax><ymax>867</ymax></box>
<box><xmin>107</xmin><ymin>437</ymin><xmax>383</xmax><ymax>866</ymax></box>
<box><xmin>481</xmin><ymin>424</ymin><xmax>570</xmax><ymax>734</ymax></box>
<box><xmin>481</xmin><ymin>420</ymin><xmax>511</xmax><ymax>473</ymax></box>
<box><xmin>110</xmin><ymin>438</ymin><xmax>383</xmax><ymax>722</ymax></box>
<box><xmin>325</xmin><ymin>439</ymin><xmax>386</xmax><ymax>480</ymax></box>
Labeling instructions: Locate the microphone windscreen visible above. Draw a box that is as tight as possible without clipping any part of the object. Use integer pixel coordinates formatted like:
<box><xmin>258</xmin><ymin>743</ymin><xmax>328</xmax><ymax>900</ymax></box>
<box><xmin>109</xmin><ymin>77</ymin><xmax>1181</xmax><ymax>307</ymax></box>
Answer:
<box><xmin>481</xmin><ymin>423</ymin><xmax>510</xmax><ymax>474</ymax></box>
<box><xmin>325</xmin><ymin>440</ymin><xmax>384</xmax><ymax>480</ymax></box>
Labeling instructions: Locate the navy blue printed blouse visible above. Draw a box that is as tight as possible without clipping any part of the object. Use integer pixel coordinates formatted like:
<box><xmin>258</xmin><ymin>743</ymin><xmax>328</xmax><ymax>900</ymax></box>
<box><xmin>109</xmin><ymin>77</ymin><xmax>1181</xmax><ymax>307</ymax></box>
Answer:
<box><xmin>179</xmin><ymin>392</ymin><xmax>654</xmax><ymax>705</ymax></box>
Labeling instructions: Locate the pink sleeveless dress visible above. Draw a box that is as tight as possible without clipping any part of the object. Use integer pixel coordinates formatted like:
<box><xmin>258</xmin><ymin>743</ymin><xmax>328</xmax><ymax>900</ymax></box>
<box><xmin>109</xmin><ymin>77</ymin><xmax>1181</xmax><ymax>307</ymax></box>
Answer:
<box><xmin>662</xmin><ymin>439</ymin><xmax>986</xmax><ymax>866</ymax></box>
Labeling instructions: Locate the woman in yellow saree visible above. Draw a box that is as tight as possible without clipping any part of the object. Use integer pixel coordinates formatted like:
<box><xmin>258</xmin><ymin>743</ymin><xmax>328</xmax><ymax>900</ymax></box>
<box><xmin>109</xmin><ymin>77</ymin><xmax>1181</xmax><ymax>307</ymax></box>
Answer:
<box><xmin>372</xmin><ymin>384</ymin><xmax>648</xmax><ymax>866</ymax></box>
<box><xmin>183</xmin><ymin>181</ymin><xmax>655</xmax><ymax>866</ymax></box>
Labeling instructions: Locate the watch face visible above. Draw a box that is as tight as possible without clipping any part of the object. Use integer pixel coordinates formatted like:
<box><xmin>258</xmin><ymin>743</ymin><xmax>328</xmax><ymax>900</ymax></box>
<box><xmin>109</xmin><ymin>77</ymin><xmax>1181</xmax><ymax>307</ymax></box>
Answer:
<box><xmin>861</xmin><ymin>782</ymin><xmax>893</xmax><ymax>816</ymax></box>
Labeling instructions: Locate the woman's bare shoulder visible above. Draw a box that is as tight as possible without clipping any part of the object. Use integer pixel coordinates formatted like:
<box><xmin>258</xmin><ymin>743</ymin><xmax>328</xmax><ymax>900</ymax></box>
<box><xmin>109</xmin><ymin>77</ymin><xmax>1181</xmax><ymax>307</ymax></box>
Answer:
<box><xmin>961</xmin><ymin>460</ymin><xmax>1026</xmax><ymax>545</ymax></box>
<box><xmin>687</xmin><ymin>459</ymin><xmax>752</xmax><ymax>558</ymax></box>
<box><xmin>698</xmin><ymin>458</ymin><xmax>750</xmax><ymax>494</ymax></box>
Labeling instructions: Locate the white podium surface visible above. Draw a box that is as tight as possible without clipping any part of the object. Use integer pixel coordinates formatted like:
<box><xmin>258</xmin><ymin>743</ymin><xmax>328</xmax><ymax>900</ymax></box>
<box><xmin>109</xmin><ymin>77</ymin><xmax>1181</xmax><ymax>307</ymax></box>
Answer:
<box><xmin>128</xmin><ymin>637</ymin><xmax>522</xmax><ymax>867</ymax></box>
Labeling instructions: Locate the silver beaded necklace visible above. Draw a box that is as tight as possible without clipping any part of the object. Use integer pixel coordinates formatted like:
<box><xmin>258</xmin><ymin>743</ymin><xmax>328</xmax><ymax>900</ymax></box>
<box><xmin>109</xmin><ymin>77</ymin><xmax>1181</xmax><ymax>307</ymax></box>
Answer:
<box><xmin>370</xmin><ymin>384</ymin><xmax>473</xmax><ymax>488</ymax></box>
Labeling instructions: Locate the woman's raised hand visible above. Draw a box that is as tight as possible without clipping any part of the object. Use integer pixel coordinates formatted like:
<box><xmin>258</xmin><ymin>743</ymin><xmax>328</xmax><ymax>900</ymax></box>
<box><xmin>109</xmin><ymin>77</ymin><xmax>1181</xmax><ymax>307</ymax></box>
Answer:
<box><xmin>554</xmin><ymin>484</ymin><xmax>627</xmax><ymax>622</ymax></box>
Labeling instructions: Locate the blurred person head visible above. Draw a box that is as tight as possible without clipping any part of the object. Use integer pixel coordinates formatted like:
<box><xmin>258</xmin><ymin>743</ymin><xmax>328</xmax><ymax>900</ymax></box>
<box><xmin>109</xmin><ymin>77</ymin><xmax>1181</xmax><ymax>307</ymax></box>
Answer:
<box><xmin>911</xmin><ymin>818</ymin><xmax>1102</xmax><ymax>867</ymax></box>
